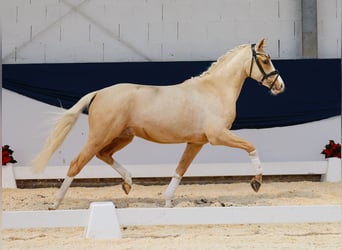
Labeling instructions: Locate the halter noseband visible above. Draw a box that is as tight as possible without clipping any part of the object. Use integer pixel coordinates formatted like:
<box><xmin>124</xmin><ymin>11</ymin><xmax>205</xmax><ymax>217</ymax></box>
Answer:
<box><xmin>249</xmin><ymin>43</ymin><xmax>279</xmax><ymax>90</ymax></box>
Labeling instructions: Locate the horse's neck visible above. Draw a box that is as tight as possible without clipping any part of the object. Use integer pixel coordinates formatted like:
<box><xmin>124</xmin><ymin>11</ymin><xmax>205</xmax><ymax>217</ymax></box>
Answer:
<box><xmin>200</xmin><ymin>50</ymin><xmax>249</xmax><ymax>102</ymax></box>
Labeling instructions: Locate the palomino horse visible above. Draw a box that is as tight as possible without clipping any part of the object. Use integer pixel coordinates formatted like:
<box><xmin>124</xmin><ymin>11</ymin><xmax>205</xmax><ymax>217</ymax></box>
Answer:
<box><xmin>32</xmin><ymin>38</ymin><xmax>285</xmax><ymax>209</ymax></box>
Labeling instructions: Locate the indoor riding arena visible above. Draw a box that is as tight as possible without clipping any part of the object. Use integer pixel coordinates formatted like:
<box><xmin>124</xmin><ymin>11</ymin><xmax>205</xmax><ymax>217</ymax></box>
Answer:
<box><xmin>2</xmin><ymin>0</ymin><xmax>341</xmax><ymax>249</ymax></box>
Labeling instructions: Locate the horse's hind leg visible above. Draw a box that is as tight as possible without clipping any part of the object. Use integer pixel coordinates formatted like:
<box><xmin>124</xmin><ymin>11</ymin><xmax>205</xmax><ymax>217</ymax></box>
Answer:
<box><xmin>96</xmin><ymin>131</ymin><xmax>134</xmax><ymax>194</ymax></box>
<box><xmin>165</xmin><ymin>143</ymin><xmax>203</xmax><ymax>207</ymax></box>
<box><xmin>49</xmin><ymin>175</ymin><xmax>73</xmax><ymax>210</ymax></box>
<box><xmin>49</xmin><ymin>143</ymin><xmax>97</xmax><ymax>210</ymax></box>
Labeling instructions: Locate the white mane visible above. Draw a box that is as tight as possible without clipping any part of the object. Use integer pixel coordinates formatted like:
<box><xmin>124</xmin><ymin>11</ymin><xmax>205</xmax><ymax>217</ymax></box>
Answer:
<box><xmin>199</xmin><ymin>44</ymin><xmax>249</xmax><ymax>78</ymax></box>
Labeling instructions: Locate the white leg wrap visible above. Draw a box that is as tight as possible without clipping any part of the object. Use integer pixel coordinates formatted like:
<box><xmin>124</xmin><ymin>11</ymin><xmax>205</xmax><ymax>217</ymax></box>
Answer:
<box><xmin>112</xmin><ymin>161</ymin><xmax>132</xmax><ymax>185</ymax></box>
<box><xmin>165</xmin><ymin>173</ymin><xmax>182</xmax><ymax>203</ymax></box>
<box><xmin>249</xmin><ymin>150</ymin><xmax>263</xmax><ymax>175</ymax></box>
<box><xmin>51</xmin><ymin>176</ymin><xmax>74</xmax><ymax>209</ymax></box>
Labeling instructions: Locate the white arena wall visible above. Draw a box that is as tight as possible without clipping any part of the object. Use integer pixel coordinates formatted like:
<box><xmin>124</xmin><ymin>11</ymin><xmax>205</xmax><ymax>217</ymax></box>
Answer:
<box><xmin>1</xmin><ymin>0</ymin><xmax>341</xmax><ymax>63</ymax></box>
<box><xmin>2</xmin><ymin>89</ymin><xmax>341</xmax><ymax>167</ymax></box>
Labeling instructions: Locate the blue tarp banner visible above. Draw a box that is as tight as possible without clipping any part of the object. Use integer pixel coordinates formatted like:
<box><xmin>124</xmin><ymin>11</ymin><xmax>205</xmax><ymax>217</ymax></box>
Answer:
<box><xmin>2</xmin><ymin>59</ymin><xmax>341</xmax><ymax>129</ymax></box>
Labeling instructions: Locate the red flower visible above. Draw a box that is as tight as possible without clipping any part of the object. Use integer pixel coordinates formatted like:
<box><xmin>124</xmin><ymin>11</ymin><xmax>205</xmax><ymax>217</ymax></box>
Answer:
<box><xmin>321</xmin><ymin>140</ymin><xmax>341</xmax><ymax>159</ymax></box>
<box><xmin>2</xmin><ymin>145</ymin><xmax>17</xmax><ymax>165</ymax></box>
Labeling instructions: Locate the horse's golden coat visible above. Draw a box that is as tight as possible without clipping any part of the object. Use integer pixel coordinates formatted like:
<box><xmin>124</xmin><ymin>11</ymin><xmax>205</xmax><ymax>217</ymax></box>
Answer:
<box><xmin>32</xmin><ymin>39</ymin><xmax>285</xmax><ymax>209</ymax></box>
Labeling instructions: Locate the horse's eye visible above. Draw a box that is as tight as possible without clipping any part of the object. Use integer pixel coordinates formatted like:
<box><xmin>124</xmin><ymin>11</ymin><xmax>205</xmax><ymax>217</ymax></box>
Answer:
<box><xmin>263</xmin><ymin>59</ymin><xmax>269</xmax><ymax>64</ymax></box>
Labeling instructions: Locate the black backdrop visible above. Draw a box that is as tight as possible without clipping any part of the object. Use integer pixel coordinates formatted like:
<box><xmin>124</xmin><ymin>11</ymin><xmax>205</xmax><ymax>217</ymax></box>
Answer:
<box><xmin>3</xmin><ymin>59</ymin><xmax>341</xmax><ymax>129</ymax></box>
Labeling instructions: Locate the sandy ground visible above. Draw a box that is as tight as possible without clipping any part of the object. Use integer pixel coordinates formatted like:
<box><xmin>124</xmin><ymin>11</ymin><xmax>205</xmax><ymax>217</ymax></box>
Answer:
<box><xmin>2</xmin><ymin>181</ymin><xmax>341</xmax><ymax>249</ymax></box>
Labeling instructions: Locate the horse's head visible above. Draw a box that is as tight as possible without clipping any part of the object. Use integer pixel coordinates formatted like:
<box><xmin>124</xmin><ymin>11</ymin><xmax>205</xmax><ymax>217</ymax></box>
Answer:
<box><xmin>248</xmin><ymin>38</ymin><xmax>285</xmax><ymax>95</ymax></box>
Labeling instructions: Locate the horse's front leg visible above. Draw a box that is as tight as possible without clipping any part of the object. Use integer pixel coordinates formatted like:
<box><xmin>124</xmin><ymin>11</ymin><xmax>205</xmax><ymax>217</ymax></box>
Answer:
<box><xmin>165</xmin><ymin>143</ymin><xmax>203</xmax><ymax>207</ymax></box>
<box><xmin>206</xmin><ymin>128</ymin><xmax>263</xmax><ymax>192</ymax></box>
<box><xmin>249</xmin><ymin>150</ymin><xmax>263</xmax><ymax>192</ymax></box>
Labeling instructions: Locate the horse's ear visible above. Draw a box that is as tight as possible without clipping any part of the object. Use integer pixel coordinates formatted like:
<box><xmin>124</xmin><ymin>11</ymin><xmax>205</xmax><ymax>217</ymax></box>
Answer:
<box><xmin>256</xmin><ymin>38</ymin><xmax>267</xmax><ymax>50</ymax></box>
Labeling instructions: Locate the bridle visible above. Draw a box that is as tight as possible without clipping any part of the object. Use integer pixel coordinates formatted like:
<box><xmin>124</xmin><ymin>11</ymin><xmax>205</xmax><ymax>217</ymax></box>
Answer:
<box><xmin>249</xmin><ymin>43</ymin><xmax>280</xmax><ymax>90</ymax></box>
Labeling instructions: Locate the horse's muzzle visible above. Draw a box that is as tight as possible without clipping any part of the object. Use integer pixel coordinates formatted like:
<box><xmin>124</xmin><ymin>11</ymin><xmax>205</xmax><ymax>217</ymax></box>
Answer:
<box><xmin>270</xmin><ymin>75</ymin><xmax>285</xmax><ymax>95</ymax></box>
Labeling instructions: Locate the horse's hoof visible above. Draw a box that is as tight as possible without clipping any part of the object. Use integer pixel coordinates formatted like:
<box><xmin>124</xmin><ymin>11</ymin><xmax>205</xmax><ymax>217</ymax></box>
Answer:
<box><xmin>48</xmin><ymin>202</ymin><xmax>59</xmax><ymax>210</ymax></box>
<box><xmin>250</xmin><ymin>174</ymin><xmax>262</xmax><ymax>192</ymax></box>
<box><xmin>165</xmin><ymin>200</ymin><xmax>173</xmax><ymax>208</ymax></box>
<box><xmin>122</xmin><ymin>183</ymin><xmax>131</xmax><ymax>195</ymax></box>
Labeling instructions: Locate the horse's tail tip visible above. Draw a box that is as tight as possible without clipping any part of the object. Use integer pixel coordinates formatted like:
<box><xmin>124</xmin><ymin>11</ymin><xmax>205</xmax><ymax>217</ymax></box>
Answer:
<box><xmin>31</xmin><ymin>165</ymin><xmax>43</xmax><ymax>174</ymax></box>
<box><xmin>30</xmin><ymin>158</ymin><xmax>47</xmax><ymax>174</ymax></box>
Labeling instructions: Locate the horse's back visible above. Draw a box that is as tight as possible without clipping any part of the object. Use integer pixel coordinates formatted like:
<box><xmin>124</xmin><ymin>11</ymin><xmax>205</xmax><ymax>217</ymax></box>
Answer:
<box><xmin>97</xmin><ymin>82</ymin><xmax>186</xmax><ymax>107</ymax></box>
<box><xmin>89</xmin><ymin>83</ymin><xmax>182</xmax><ymax>123</ymax></box>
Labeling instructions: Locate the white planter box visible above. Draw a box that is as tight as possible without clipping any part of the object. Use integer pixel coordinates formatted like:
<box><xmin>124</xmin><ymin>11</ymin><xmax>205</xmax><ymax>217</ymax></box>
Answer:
<box><xmin>321</xmin><ymin>157</ymin><xmax>341</xmax><ymax>182</ymax></box>
<box><xmin>2</xmin><ymin>163</ymin><xmax>17</xmax><ymax>188</ymax></box>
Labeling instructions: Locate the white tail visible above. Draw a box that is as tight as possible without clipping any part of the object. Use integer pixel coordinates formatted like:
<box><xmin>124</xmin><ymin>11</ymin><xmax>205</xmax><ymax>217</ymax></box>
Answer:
<box><xmin>31</xmin><ymin>91</ymin><xmax>97</xmax><ymax>173</ymax></box>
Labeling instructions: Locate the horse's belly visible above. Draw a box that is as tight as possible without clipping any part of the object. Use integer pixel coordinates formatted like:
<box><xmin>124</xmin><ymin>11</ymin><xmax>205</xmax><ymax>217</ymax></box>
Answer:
<box><xmin>130</xmin><ymin>126</ymin><xmax>208</xmax><ymax>144</ymax></box>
